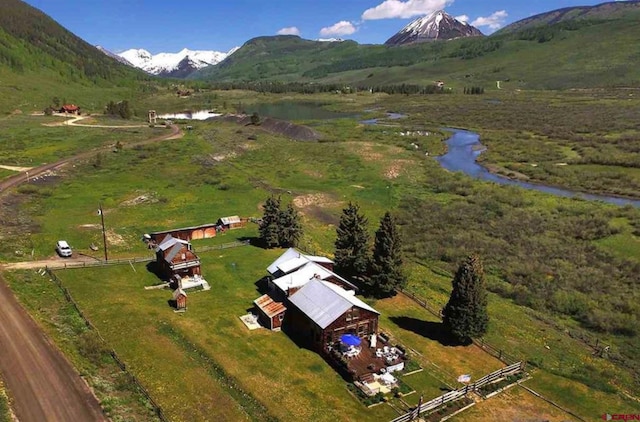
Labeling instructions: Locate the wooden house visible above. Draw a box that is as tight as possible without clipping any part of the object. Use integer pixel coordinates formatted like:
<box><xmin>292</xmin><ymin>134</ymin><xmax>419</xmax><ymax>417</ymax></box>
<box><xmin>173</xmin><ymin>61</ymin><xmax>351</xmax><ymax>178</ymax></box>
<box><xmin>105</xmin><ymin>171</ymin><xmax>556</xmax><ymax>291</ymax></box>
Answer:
<box><xmin>287</xmin><ymin>279</ymin><xmax>379</xmax><ymax>354</ymax></box>
<box><xmin>254</xmin><ymin>294</ymin><xmax>286</xmax><ymax>331</ymax></box>
<box><xmin>216</xmin><ymin>216</ymin><xmax>246</xmax><ymax>230</ymax></box>
<box><xmin>59</xmin><ymin>104</ymin><xmax>80</xmax><ymax>114</ymax></box>
<box><xmin>155</xmin><ymin>235</ymin><xmax>201</xmax><ymax>279</ymax></box>
<box><xmin>173</xmin><ymin>288</ymin><xmax>187</xmax><ymax>310</ymax></box>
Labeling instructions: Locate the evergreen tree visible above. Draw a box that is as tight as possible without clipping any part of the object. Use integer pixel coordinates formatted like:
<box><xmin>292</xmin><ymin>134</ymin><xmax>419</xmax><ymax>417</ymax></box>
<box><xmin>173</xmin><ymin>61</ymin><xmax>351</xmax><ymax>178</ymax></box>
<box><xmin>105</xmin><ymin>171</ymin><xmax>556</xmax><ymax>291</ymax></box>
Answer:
<box><xmin>278</xmin><ymin>203</ymin><xmax>302</xmax><ymax>248</ymax></box>
<box><xmin>442</xmin><ymin>255</ymin><xmax>489</xmax><ymax>343</ymax></box>
<box><xmin>366</xmin><ymin>212</ymin><xmax>406</xmax><ymax>298</ymax></box>
<box><xmin>334</xmin><ymin>202</ymin><xmax>370</xmax><ymax>281</ymax></box>
<box><xmin>259</xmin><ymin>196</ymin><xmax>281</xmax><ymax>248</ymax></box>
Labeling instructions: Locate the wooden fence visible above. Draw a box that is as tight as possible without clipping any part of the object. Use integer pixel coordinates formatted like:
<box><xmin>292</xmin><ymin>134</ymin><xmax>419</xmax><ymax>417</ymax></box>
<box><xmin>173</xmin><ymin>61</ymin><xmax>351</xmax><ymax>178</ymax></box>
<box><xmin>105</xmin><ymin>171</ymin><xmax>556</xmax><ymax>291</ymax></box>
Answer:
<box><xmin>45</xmin><ymin>268</ymin><xmax>168</xmax><ymax>422</ymax></box>
<box><xmin>390</xmin><ymin>361</ymin><xmax>525</xmax><ymax>422</ymax></box>
<box><xmin>398</xmin><ymin>288</ymin><xmax>520</xmax><ymax>365</ymax></box>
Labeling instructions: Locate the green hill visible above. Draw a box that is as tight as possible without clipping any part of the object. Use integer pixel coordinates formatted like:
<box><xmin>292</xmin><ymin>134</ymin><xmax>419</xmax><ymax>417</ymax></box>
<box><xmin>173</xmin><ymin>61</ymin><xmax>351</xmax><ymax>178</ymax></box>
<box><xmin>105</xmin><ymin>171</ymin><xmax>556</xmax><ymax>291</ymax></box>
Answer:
<box><xmin>0</xmin><ymin>0</ymin><xmax>149</xmax><ymax>112</ymax></box>
<box><xmin>497</xmin><ymin>0</ymin><xmax>640</xmax><ymax>34</ymax></box>
<box><xmin>194</xmin><ymin>2</ymin><xmax>640</xmax><ymax>90</ymax></box>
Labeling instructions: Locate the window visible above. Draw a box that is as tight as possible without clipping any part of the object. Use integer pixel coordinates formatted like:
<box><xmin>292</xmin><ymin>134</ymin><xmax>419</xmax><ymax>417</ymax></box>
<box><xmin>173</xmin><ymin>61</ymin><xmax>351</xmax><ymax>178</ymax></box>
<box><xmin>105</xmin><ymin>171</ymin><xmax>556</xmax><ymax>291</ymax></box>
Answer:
<box><xmin>352</xmin><ymin>308</ymin><xmax>360</xmax><ymax>320</ymax></box>
<box><xmin>278</xmin><ymin>313</ymin><xmax>284</xmax><ymax>321</ymax></box>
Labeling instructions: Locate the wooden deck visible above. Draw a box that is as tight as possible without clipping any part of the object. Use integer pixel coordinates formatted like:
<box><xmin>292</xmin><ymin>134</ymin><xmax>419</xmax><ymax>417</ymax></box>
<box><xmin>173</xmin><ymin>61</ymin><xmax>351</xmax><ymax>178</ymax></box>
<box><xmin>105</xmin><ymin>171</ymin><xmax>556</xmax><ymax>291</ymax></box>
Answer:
<box><xmin>345</xmin><ymin>345</ymin><xmax>404</xmax><ymax>379</ymax></box>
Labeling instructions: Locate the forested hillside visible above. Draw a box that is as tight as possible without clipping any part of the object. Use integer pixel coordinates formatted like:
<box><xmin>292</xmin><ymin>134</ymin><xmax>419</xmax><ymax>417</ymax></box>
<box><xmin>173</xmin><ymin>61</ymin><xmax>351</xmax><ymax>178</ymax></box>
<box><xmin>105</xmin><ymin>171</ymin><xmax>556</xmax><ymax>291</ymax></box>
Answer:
<box><xmin>195</xmin><ymin>2</ymin><xmax>640</xmax><ymax>90</ymax></box>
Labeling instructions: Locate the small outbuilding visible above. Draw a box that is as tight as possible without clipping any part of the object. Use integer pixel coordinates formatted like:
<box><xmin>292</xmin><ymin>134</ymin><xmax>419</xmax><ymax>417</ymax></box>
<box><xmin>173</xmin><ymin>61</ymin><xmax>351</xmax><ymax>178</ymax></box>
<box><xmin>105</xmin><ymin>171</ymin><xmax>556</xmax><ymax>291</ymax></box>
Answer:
<box><xmin>217</xmin><ymin>216</ymin><xmax>246</xmax><ymax>230</ymax></box>
<box><xmin>173</xmin><ymin>288</ymin><xmax>187</xmax><ymax>310</ymax></box>
<box><xmin>254</xmin><ymin>294</ymin><xmax>286</xmax><ymax>331</ymax></box>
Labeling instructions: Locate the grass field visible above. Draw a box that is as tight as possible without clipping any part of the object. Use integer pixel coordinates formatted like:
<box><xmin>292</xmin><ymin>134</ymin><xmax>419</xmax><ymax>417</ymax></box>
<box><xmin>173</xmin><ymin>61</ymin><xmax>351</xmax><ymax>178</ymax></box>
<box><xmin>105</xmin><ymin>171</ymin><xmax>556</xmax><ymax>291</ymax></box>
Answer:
<box><xmin>2</xmin><ymin>90</ymin><xmax>640</xmax><ymax>420</ymax></box>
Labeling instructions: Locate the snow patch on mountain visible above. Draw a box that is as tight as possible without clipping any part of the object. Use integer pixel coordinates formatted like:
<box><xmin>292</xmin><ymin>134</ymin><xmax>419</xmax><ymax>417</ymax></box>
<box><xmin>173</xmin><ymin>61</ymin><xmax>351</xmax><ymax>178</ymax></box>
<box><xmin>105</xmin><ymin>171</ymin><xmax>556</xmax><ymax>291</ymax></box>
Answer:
<box><xmin>385</xmin><ymin>10</ymin><xmax>483</xmax><ymax>45</ymax></box>
<box><xmin>117</xmin><ymin>47</ymin><xmax>238</xmax><ymax>76</ymax></box>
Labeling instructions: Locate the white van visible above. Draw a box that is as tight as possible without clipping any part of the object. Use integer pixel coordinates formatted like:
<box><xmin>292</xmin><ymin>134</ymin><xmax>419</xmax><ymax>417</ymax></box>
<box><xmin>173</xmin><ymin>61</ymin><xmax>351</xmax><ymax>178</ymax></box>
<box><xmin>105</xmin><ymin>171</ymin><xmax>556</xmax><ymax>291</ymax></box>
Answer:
<box><xmin>56</xmin><ymin>240</ymin><xmax>72</xmax><ymax>257</ymax></box>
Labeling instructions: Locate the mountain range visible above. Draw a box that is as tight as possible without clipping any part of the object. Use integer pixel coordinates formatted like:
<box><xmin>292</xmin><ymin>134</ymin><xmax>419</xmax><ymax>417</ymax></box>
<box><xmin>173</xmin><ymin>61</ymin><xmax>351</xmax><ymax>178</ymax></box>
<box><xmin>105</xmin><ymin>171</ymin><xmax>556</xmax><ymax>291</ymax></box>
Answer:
<box><xmin>385</xmin><ymin>10</ymin><xmax>483</xmax><ymax>45</ymax></box>
<box><xmin>117</xmin><ymin>47</ymin><xmax>238</xmax><ymax>78</ymax></box>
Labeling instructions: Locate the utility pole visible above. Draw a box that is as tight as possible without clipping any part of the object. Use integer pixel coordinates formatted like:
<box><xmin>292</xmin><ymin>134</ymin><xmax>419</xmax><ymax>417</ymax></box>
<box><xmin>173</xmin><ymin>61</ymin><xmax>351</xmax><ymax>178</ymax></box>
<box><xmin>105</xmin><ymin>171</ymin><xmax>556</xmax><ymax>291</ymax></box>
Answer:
<box><xmin>99</xmin><ymin>203</ymin><xmax>108</xmax><ymax>261</ymax></box>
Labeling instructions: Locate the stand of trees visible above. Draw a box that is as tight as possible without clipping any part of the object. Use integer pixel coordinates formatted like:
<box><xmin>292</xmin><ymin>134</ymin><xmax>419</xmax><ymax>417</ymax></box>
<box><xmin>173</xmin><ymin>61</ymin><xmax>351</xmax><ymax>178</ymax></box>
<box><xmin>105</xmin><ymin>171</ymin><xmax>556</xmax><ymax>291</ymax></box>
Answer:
<box><xmin>334</xmin><ymin>204</ymin><xmax>406</xmax><ymax>298</ymax></box>
<box><xmin>258</xmin><ymin>196</ymin><xmax>302</xmax><ymax>248</ymax></box>
<box><xmin>205</xmin><ymin>81</ymin><xmax>450</xmax><ymax>96</ymax></box>
<box><xmin>464</xmin><ymin>86</ymin><xmax>485</xmax><ymax>95</ymax></box>
<box><xmin>105</xmin><ymin>100</ymin><xmax>132</xmax><ymax>119</ymax></box>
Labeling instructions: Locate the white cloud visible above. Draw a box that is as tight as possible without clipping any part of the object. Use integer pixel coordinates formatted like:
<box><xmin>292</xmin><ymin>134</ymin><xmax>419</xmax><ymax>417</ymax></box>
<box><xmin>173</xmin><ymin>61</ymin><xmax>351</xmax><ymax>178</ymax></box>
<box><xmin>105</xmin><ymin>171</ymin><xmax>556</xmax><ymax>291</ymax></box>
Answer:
<box><xmin>277</xmin><ymin>26</ymin><xmax>301</xmax><ymax>36</ymax></box>
<box><xmin>471</xmin><ymin>10</ymin><xmax>508</xmax><ymax>30</ymax></box>
<box><xmin>455</xmin><ymin>14</ymin><xmax>469</xmax><ymax>23</ymax></box>
<box><xmin>319</xmin><ymin>21</ymin><xmax>357</xmax><ymax>37</ymax></box>
<box><xmin>362</xmin><ymin>0</ymin><xmax>453</xmax><ymax>20</ymax></box>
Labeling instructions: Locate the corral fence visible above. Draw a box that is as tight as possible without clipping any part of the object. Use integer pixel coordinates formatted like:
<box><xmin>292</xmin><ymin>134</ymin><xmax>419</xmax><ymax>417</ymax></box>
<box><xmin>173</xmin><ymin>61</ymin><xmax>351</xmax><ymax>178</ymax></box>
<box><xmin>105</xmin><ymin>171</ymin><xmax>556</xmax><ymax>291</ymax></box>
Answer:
<box><xmin>192</xmin><ymin>239</ymin><xmax>251</xmax><ymax>253</ymax></box>
<box><xmin>390</xmin><ymin>361</ymin><xmax>525</xmax><ymax>422</ymax></box>
<box><xmin>397</xmin><ymin>287</ymin><xmax>520</xmax><ymax>365</ymax></box>
<box><xmin>44</xmin><ymin>268</ymin><xmax>168</xmax><ymax>422</ymax></box>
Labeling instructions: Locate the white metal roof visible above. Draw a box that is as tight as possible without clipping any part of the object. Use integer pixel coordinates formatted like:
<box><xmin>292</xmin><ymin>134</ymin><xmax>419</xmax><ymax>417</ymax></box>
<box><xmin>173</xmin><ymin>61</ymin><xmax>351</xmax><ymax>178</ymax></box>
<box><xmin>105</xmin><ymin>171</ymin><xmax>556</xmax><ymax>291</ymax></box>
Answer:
<box><xmin>266</xmin><ymin>248</ymin><xmax>334</xmax><ymax>275</ymax></box>
<box><xmin>288</xmin><ymin>279</ymin><xmax>379</xmax><ymax>329</ymax></box>
<box><xmin>219</xmin><ymin>216</ymin><xmax>241</xmax><ymax>225</ymax></box>
<box><xmin>271</xmin><ymin>261</ymin><xmax>355</xmax><ymax>294</ymax></box>
<box><xmin>155</xmin><ymin>234</ymin><xmax>190</xmax><ymax>253</ymax></box>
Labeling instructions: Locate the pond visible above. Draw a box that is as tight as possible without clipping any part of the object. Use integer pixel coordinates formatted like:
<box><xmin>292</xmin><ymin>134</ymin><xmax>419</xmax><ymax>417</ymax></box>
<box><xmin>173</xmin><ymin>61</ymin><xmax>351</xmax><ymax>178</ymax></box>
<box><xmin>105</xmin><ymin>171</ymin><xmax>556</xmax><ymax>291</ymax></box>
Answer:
<box><xmin>157</xmin><ymin>110</ymin><xmax>222</xmax><ymax>120</ymax></box>
<box><xmin>437</xmin><ymin>128</ymin><xmax>640</xmax><ymax>207</ymax></box>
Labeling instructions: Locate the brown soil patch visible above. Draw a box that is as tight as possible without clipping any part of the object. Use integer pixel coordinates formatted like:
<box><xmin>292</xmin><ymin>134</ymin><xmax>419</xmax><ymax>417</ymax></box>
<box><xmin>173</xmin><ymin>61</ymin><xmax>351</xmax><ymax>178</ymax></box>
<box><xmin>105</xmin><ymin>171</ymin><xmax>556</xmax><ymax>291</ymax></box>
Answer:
<box><xmin>354</xmin><ymin>142</ymin><xmax>384</xmax><ymax>161</ymax></box>
<box><xmin>106</xmin><ymin>229</ymin><xmax>126</xmax><ymax>246</ymax></box>
<box><xmin>384</xmin><ymin>159</ymin><xmax>412</xmax><ymax>180</ymax></box>
<box><xmin>120</xmin><ymin>193</ymin><xmax>158</xmax><ymax>207</ymax></box>
<box><xmin>292</xmin><ymin>193</ymin><xmax>342</xmax><ymax>225</ymax></box>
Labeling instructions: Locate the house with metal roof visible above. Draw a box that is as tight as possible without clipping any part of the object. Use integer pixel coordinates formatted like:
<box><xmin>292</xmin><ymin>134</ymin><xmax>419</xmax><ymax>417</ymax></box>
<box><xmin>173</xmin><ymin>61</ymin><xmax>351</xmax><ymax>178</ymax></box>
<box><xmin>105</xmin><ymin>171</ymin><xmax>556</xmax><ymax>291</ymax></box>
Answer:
<box><xmin>269</xmin><ymin>261</ymin><xmax>358</xmax><ymax>298</ymax></box>
<box><xmin>267</xmin><ymin>247</ymin><xmax>334</xmax><ymax>277</ymax></box>
<box><xmin>286</xmin><ymin>279</ymin><xmax>379</xmax><ymax>354</ymax></box>
<box><xmin>154</xmin><ymin>234</ymin><xmax>201</xmax><ymax>279</ymax></box>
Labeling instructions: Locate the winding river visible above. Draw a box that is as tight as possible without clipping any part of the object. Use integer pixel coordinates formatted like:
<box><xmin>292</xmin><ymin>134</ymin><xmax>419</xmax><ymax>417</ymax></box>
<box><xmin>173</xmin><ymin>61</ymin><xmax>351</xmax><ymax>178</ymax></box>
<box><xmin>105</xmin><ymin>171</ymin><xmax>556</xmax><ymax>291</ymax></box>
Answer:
<box><xmin>437</xmin><ymin>128</ymin><xmax>640</xmax><ymax>207</ymax></box>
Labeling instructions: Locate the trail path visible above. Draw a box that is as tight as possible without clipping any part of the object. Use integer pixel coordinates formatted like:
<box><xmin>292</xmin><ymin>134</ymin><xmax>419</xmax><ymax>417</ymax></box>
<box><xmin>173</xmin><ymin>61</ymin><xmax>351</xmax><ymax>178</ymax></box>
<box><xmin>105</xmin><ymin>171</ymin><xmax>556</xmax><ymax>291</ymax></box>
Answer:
<box><xmin>0</xmin><ymin>274</ymin><xmax>107</xmax><ymax>421</ymax></box>
<box><xmin>0</xmin><ymin>121</ymin><xmax>182</xmax><ymax>421</ymax></box>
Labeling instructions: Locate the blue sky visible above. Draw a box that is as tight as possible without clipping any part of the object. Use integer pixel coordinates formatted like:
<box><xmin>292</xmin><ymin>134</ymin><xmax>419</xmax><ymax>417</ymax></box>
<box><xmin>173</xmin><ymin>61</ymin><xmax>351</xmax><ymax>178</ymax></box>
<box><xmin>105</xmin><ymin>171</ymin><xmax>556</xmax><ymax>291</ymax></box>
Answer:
<box><xmin>24</xmin><ymin>0</ymin><xmax>623</xmax><ymax>53</ymax></box>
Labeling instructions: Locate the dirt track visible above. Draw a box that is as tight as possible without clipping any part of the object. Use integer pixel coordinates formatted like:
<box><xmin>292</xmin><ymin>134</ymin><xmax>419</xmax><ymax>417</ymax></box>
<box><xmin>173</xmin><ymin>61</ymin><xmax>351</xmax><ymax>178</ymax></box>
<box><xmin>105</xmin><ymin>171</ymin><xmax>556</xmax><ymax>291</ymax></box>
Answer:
<box><xmin>0</xmin><ymin>276</ymin><xmax>106</xmax><ymax>421</ymax></box>
<box><xmin>0</xmin><ymin>122</ymin><xmax>183</xmax><ymax>420</ymax></box>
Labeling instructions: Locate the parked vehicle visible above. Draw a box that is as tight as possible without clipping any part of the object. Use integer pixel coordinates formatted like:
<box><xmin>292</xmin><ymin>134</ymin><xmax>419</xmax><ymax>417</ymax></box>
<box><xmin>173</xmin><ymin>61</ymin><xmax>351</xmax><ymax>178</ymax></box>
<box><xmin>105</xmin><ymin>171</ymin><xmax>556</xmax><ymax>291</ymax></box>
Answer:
<box><xmin>55</xmin><ymin>240</ymin><xmax>72</xmax><ymax>257</ymax></box>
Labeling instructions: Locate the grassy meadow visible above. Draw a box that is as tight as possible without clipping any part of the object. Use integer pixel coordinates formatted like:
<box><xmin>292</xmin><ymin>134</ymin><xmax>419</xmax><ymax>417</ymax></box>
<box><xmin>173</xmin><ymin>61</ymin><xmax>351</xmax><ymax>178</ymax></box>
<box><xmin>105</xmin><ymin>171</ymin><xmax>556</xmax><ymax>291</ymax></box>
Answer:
<box><xmin>1</xmin><ymin>89</ymin><xmax>640</xmax><ymax>420</ymax></box>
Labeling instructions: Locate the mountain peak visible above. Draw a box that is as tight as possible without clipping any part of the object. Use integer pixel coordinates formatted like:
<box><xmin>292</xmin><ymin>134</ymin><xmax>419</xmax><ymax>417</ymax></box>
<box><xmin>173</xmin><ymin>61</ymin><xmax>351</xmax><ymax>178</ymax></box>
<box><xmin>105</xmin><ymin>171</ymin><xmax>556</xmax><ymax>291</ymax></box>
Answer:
<box><xmin>111</xmin><ymin>47</ymin><xmax>238</xmax><ymax>78</ymax></box>
<box><xmin>385</xmin><ymin>10</ymin><xmax>483</xmax><ymax>45</ymax></box>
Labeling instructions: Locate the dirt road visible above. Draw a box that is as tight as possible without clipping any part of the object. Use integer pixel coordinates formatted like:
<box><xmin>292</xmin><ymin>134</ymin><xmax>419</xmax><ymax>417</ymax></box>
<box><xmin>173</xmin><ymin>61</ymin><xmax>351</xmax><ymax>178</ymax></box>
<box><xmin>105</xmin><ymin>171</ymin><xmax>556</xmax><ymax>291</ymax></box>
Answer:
<box><xmin>0</xmin><ymin>276</ymin><xmax>107</xmax><ymax>421</ymax></box>
<box><xmin>0</xmin><ymin>122</ymin><xmax>183</xmax><ymax>420</ymax></box>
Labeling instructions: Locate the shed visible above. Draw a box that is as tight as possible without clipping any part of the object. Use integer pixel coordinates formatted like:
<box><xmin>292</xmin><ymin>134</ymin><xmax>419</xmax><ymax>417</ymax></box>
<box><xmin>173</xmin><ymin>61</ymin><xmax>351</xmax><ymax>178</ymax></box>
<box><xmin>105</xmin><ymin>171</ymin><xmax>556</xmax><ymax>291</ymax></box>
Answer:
<box><xmin>254</xmin><ymin>294</ymin><xmax>286</xmax><ymax>331</ymax></box>
<box><xmin>217</xmin><ymin>216</ymin><xmax>245</xmax><ymax>230</ymax></box>
<box><xmin>173</xmin><ymin>288</ymin><xmax>187</xmax><ymax>310</ymax></box>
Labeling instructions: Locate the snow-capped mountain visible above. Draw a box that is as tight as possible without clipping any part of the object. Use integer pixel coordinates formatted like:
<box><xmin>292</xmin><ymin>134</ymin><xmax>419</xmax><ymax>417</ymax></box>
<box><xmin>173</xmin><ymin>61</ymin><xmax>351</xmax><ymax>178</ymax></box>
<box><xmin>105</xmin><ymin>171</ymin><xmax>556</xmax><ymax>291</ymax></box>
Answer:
<box><xmin>116</xmin><ymin>47</ymin><xmax>238</xmax><ymax>78</ymax></box>
<box><xmin>385</xmin><ymin>10</ymin><xmax>483</xmax><ymax>46</ymax></box>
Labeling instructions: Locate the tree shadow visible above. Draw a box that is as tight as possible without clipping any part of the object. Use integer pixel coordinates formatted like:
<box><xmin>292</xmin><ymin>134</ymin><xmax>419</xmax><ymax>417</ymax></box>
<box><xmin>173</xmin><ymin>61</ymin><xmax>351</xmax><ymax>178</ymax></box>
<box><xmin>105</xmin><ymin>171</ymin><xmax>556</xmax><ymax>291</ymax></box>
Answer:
<box><xmin>389</xmin><ymin>316</ymin><xmax>469</xmax><ymax>347</ymax></box>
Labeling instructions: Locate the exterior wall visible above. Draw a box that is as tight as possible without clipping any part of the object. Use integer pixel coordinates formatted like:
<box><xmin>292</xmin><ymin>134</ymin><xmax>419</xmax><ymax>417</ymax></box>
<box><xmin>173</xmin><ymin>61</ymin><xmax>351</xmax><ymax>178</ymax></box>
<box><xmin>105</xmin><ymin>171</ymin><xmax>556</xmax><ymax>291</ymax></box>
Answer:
<box><xmin>322</xmin><ymin>308</ymin><xmax>378</xmax><ymax>353</ymax></box>
<box><xmin>316</xmin><ymin>262</ymin><xmax>334</xmax><ymax>272</ymax></box>
<box><xmin>272</xmin><ymin>312</ymin><xmax>284</xmax><ymax>330</ymax></box>
<box><xmin>150</xmin><ymin>224</ymin><xmax>218</xmax><ymax>243</ymax></box>
<box><xmin>176</xmin><ymin>295</ymin><xmax>187</xmax><ymax>310</ymax></box>
<box><xmin>287</xmin><ymin>305</ymin><xmax>378</xmax><ymax>354</ymax></box>
<box><xmin>157</xmin><ymin>246</ymin><xmax>201</xmax><ymax>278</ymax></box>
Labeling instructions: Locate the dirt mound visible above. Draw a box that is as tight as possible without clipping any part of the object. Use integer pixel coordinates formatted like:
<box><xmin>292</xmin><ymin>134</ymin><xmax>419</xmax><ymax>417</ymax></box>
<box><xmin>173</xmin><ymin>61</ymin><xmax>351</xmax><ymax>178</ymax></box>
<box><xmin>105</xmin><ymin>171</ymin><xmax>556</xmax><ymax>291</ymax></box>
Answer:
<box><xmin>215</xmin><ymin>114</ymin><xmax>322</xmax><ymax>141</ymax></box>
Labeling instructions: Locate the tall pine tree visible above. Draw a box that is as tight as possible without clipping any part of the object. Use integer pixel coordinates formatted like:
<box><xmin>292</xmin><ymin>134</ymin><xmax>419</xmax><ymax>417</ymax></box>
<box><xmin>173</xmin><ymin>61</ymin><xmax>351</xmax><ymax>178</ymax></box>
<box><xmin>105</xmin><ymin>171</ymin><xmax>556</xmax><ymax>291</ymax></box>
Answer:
<box><xmin>442</xmin><ymin>255</ymin><xmax>489</xmax><ymax>343</ymax></box>
<box><xmin>334</xmin><ymin>202</ymin><xmax>370</xmax><ymax>281</ymax></box>
<box><xmin>278</xmin><ymin>203</ymin><xmax>302</xmax><ymax>248</ymax></box>
<box><xmin>259</xmin><ymin>196</ymin><xmax>281</xmax><ymax>248</ymax></box>
<box><xmin>366</xmin><ymin>212</ymin><xmax>406</xmax><ymax>298</ymax></box>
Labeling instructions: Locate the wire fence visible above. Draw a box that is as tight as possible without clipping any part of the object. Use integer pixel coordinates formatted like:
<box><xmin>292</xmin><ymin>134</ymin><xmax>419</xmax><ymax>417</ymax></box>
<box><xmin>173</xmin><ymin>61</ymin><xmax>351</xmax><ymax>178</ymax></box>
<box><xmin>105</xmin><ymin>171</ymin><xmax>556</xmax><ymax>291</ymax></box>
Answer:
<box><xmin>45</xmin><ymin>268</ymin><xmax>168</xmax><ymax>422</ymax></box>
